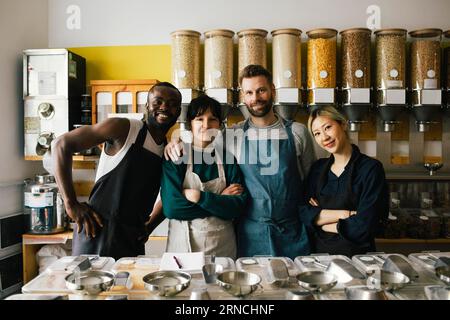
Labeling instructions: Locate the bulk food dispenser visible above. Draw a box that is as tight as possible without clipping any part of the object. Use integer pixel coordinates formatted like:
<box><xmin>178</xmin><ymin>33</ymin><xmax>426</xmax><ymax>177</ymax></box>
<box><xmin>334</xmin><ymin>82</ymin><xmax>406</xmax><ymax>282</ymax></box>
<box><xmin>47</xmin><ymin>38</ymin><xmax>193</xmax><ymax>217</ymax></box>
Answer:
<box><xmin>374</xmin><ymin>29</ymin><xmax>407</xmax><ymax>132</ymax></box>
<box><xmin>306</xmin><ymin>28</ymin><xmax>337</xmax><ymax>107</ymax></box>
<box><xmin>171</xmin><ymin>30</ymin><xmax>201</xmax><ymax>130</ymax></box>
<box><xmin>23</xmin><ymin>49</ymin><xmax>86</xmax><ymax>158</ymax></box>
<box><xmin>445</xmin><ymin>30</ymin><xmax>450</xmax><ymax>114</ymax></box>
<box><xmin>271</xmin><ymin>28</ymin><xmax>302</xmax><ymax>120</ymax></box>
<box><xmin>204</xmin><ymin>29</ymin><xmax>235</xmax><ymax>124</ymax></box>
<box><xmin>237</xmin><ymin>29</ymin><xmax>268</xmax><ymax>119</ymax></box>
<box><xmin>339</xmin><ymin>28</ymin><xmax>372</xmax><ymax>132</ymax></box>
<box><xmin>409</xmin><ymin>29</ymin><xmax>443</xmax><ymax>132</ymax></box>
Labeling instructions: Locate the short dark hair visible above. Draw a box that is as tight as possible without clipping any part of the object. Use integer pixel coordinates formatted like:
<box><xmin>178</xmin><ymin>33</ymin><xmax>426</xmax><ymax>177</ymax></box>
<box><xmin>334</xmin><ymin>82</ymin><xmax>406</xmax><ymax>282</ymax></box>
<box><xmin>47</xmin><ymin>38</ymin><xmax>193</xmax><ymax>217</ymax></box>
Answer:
<box><xmin>187</xmin><ymin>95</ymin><xmax>222</xmax><ymax>122</ymax></box>
<box><xmin>149</xmin><ymin>81</ymin><xmax>182</xmax><ymax>102</ymax></box>
<box><xmin>238</xmin><ymin>64</ymin><xmax>273</xmax><ymax>86</ymax></box>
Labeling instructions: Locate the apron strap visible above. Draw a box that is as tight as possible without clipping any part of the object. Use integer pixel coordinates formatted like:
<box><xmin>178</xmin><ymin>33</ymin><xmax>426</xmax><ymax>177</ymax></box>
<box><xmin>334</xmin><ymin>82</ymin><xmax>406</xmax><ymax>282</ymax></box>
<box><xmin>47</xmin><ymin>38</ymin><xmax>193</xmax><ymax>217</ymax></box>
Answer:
<box><xmin>135</xmin><ymin>121</ymin><xmax>149</xmax><ymax>147</ymax></box>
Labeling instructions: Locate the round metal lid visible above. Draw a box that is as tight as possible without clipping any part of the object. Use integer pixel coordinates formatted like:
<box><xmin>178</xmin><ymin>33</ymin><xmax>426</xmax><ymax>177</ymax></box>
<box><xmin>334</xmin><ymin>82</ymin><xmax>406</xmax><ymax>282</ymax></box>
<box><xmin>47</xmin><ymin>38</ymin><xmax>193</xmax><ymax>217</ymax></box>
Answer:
<box><xmin>237</xmin><ymin>29</ymin><xmax>268</xmax><ymax>38</ymax></box>
<box><xmin>340</xmin><ymin>27</ymin><xmax>372</xmax><ymax>35</ymax></box>
<box><xmin>409</xmin><ymin>28</ymin><xmax>443</xmax><ymax>38</ymax></box>
<box><xmin>374</xmin><ymin>28</ymin><xmax>407</xmax><ymax>36</ymax></box>
<box><xmin>170</xmin><ymin>30</ymin><xmax>201</xmax><ymax>37</ymax></box>
<box><xmin>204</xmin><ymin>29</ymin><xmax>234</xmax><ymax>38</ymax></box>
<box><xmin>271</xmin><ymin>28</ymin><xmax>302</xmax><ymax>37</ymax></box>
<box><xmin>306</xmin><ymin>28</ymin><xmax>338</xmax><ymax>39</ymax></box>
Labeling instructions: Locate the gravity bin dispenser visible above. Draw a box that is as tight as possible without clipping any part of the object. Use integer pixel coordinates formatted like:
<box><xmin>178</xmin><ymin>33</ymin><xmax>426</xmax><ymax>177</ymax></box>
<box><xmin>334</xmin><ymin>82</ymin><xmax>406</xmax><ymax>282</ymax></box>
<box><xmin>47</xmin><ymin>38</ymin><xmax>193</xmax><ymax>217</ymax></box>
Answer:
<box><xmin>271</xmin><ymin>28</ymin><xmax>303</xmax><ymax>120</ymax></box>
<box><xmin>339</xmin><ymin>28</ymin><xmax>373</xmax><ymax>134</ymax></box>
<box><xmin>23</xmin><ymin>49</ymin><xmax>86</xmax><ymax>158</ymax></box>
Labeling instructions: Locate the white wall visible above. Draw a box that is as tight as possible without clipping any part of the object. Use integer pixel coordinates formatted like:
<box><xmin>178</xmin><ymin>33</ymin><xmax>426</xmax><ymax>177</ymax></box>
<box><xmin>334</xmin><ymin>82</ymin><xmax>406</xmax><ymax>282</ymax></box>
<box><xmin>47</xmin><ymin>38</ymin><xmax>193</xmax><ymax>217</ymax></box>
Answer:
<box><xmin>49</xmin><ymin>0</ymin><xmax>450</xmax><ymax>47</ymax></box>
<box><xmin>0</xmin><ymin>0</ymin><xmax>47</xmax><ymax>217</ymax></box>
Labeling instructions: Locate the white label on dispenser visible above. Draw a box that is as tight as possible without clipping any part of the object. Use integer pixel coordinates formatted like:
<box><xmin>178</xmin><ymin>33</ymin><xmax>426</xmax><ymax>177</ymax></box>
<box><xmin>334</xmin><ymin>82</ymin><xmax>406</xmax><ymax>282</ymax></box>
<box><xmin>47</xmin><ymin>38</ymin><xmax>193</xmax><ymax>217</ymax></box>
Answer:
<box><xmin>422</xmin><ymin>89</ymin><xmax>442</xmax><ymax>104</ymax></box>
<box><xmin>24</xmin><ymin>192</ymin><xmax>53</xmax><ymax>208</ymax></box>
<box><xmin>427</xmin><ymin>70</ymin><xmax>436</xmax><ymax>78</ymax></box>
<box><xmin>355</xmin><ymin>69</ymin><xmax>364</xmax><ymax>78</ymax></box>
<box><xmin>313</xmin><ymin>88</ymin><xmax>335</xmax><ymax>103</ymax></box>
<box><xmin>178</xmin><ymin>70</ymin><xmax>186</xmax><ymax>79</ymax></box>
<box><xmin>350</xmin><ymin>88</ymin><xmax>370</xmax><ymax>104</ymax></box>
<box><xmin>283</xmin><ymin>70</ymin><xmax>292</xmax><ymax>79</ymax></box>
<box><xmin>205</xmin><ymin>88</ymin><xmax>228</xmax><ymax>104</ymax></box>
<box><xmin>277</xmin><ymin>88</ymin><xmax>300</xmax><ymax>103</ymax></box>
<box><xmin>419</xmin><ymin>215</ymin><xmax>429</xmax><ymax>221</ymax></box>
<box><xmin>389</xmin><ymin>69</ymin><xmax>399</xmax><ymax>78</ymax></box>
<box><xmin>424</xmin><ymin>79</ymin><xmax>438</xmax><ymax>89</ymax></box>
<box><xmin>319</xmin><ymin>70</ymin><xmax>328</xmax><ymax>79</ymax></box>
<box><xmin>386</xmin><ymin>89</ymin><xmax>405</xmax><ymax>104</ymax></box>
<box><xmin>212</xmin><ymin>70</ymin><xmax>222</xmax><ymax>79</ymax></box>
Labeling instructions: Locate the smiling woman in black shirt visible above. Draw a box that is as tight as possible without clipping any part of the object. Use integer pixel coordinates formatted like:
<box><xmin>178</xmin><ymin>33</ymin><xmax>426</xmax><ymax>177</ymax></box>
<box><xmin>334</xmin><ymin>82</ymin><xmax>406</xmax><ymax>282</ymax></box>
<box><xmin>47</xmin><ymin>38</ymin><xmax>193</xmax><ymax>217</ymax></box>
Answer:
<box><xmin>299</xmin><ymin>106</ymin><xmax>389</xmax><ymax>257</ymax></box>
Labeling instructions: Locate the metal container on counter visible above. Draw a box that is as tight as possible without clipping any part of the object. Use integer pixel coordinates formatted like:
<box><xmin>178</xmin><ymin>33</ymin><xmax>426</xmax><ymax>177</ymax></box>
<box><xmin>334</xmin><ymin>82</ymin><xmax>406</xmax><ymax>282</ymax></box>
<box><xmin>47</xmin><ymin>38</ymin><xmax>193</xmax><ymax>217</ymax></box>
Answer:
<box><xmin>24</xmin><ymin>174</ymin><xmax>67</xmax><ymax>234</ymax></box>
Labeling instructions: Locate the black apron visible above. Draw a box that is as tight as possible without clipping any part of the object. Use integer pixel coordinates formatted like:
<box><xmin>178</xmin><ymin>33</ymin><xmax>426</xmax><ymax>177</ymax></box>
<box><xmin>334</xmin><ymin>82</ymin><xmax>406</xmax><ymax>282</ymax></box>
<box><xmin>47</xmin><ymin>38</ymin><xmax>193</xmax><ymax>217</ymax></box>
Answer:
<box><xmin>312</xmin><ymin>152</ymin><xmax>374</xmax><ymax>257</ymax></box>
<box><xmin>72</xmin><ymin>123</ymin><xmax>163</xmax><ymax>260</ymax></box>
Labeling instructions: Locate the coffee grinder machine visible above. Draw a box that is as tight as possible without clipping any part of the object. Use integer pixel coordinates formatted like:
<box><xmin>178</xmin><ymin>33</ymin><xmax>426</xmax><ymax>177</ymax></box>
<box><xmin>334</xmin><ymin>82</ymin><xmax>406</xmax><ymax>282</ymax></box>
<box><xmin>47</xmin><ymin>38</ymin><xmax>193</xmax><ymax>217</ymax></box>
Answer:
<box><xmin>23</xmin><ymin>49</ymin><xmax>86</xmax><ymax>157</ymax></box>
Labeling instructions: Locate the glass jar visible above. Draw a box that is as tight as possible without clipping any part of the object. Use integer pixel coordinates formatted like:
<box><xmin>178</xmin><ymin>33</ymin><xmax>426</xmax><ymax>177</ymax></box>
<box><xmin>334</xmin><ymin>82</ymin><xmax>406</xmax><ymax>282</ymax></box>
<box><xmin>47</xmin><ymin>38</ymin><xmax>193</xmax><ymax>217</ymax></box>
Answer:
<box><xmin>204</xmin><ymin>29</ymin><xmax>234</xmax><ymax>89</ymax></box>
<box><xmin>306</xmin><ymin>28</ymin><xmax>337</xmax><ymax>90</ymax></box>
<box><xmin>409</xmin><ymin>29</ymin><xmax>442</xmax><ymax>90</ymax></box>
<box><xmin>374</xmin><ymin>29</ymin><xmax>407</xmax><ymax>89</ymax></box>
<box><xmin>80</xmin><ymin>94</ymin><xmax>92</xmax><ymax>125</ymax></box>
<box><xmin>443</xmin><ymin>30</ymin><xmax>450</xmax><ymax>90</ymax></box>
<box><xmin>171</xmin><ymin>30</ymin><xmax>201</xmax><ymax>89</ymax></box>
<box><xmin>340</xmin><ymin>28</ymin><xmax>371</xmax><ymax>89</ymax></box>
<box><xmin>271</xmin><ymin>28</ymin><xmax>302</xmax><ymax>89</ymax></box>
<box><xmin>237</xmin><ymin>29</ymin><xmax>268</xmax><ymax>75</ymax></box>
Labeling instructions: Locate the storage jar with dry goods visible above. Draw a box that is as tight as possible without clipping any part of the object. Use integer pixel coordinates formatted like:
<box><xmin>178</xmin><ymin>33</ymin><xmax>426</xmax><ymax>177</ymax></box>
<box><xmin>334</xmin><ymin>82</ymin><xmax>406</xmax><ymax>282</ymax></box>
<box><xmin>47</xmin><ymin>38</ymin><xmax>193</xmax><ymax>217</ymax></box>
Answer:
<box><xmin>171</xmin><ymin>30</ymin><xmax>201</xmax><ymax>89</ymax></box>
<box><xmin>204</xmin><ymin>29</ymin><xmax>234</xmax><ymax>89</ymax></box>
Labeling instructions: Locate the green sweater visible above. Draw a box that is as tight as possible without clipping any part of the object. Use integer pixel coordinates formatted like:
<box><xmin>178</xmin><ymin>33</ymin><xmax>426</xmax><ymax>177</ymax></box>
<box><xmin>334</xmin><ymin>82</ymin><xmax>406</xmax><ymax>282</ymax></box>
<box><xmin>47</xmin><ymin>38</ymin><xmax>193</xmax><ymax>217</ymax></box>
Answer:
<box><xmin>160</xmin><ymin>149</ymin><xmax>248</xmax><ymax>221</ymax></box>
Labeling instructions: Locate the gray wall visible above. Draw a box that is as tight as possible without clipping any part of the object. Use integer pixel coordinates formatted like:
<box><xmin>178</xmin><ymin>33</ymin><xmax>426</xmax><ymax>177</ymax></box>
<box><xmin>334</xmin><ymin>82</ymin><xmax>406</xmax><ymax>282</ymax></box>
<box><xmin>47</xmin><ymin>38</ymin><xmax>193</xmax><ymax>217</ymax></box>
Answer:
<box><xmin>0</xmin><ymin>0</ymin><xmax>47</xmax><ymax>217</ymax></box>
<box><xmin>48</xmin><ymin>0</ymin><xmax>450</xmax><ymax>47</ymax></box>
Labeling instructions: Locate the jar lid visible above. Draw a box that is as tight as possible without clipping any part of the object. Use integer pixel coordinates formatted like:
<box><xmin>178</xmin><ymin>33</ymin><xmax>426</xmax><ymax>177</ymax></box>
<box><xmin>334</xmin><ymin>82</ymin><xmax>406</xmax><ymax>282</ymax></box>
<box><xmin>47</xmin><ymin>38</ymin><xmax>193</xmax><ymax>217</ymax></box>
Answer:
<box><xmin>306</xmin><ymin>28</ymin><xmax>338</xmax><ymax>39</ymax></box>
<box><xmin>237</xmin><ymin>29</ymin><xmax>268</xmax><ymax>38</ymax></box>
<box><xmin>170</xmin><ymin>30</ymin><xmax>201</xmax><ymax>38</ymax></box>
<box><xmin>204</xmin><ymin>29</ymin><xmax>235</xmax><ymax>38</ymax></box>
<box><xmin>374</xmin><ymin>28</ymin><xmax>407</xmax><ymax>36</ymax></box>
<box><xmin>339</xmin><ymin>27</ymin><xmax>372</xmax><ymax>35</ymax></box>
<box><xmin>271</xmin><ymin>28</ymin><xmax>302</xmax><ymax>37</ymax></box>
<box><xmin>409</xmin><ymin>28</ymin><xmax>443</xmax><ymax>38</ymax></box>
<box><xmin>445</xmin><ymin>30</ymin><xmax>450</xmax><ymax>38</ymax></box>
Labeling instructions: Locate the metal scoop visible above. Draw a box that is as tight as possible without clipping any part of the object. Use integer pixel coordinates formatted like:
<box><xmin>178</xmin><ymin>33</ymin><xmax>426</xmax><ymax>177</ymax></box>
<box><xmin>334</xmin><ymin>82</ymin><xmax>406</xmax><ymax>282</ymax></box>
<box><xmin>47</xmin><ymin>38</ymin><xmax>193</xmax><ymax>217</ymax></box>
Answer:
<box><xmin>382</xmin><ymin>254</ymin><xmax>419</xmax><ymax>282</ymax></box>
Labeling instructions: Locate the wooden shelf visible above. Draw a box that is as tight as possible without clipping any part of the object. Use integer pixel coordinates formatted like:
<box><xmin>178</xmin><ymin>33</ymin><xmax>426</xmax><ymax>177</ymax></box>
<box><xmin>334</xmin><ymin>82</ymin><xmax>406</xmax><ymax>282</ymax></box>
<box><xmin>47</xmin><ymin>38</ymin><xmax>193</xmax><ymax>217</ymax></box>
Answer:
<box><xmin>24</xmin><ymin>155</ymin><xmax>99</xmax><ymax>162</ymax></box>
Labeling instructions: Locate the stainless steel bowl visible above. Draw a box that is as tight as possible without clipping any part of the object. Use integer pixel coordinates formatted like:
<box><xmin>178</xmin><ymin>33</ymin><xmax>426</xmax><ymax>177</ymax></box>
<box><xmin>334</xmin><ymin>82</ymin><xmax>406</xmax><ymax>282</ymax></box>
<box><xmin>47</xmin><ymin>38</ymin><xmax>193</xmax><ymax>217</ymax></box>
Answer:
<box><xmin>296</xmin><ymin>271</ymin><xmax>338</xmax><ymax>293</ymax></box>
<box><xmin>367</xmin><ymin>270</ymin><xmax>410</xmax><ymax>291</ymax></box>
<box><xmin>424</xmin><ymin>285</ymin><xmax>450</xmax><ymax>300</ymax></box>
<box><xmin>285</xmin><ymin>290</ymin><xmax>315</xmax><ymax>300</ymax></box>
<box><xmin>65</xmin><ymin>270</ymin><xmax>115</xmax><ymax>295</ymax></box>
<box><xmin>435</xmin><ymin>265</ymin><xmax>450</xmax><ymax>285</ymax></box>
<box><xmin>142</xmin><ymin>270</ymin><xmax>191</xmax><ymax>297</ymax></box>
<box><xmin>216</xmin><ymin>271</ymin><xmax>261</xmax><ymax>297</ymax></box>
<box><xmin>345</xmin><ymin>285</ymin><xmax>388</xmax><ymax>300</ymax></box>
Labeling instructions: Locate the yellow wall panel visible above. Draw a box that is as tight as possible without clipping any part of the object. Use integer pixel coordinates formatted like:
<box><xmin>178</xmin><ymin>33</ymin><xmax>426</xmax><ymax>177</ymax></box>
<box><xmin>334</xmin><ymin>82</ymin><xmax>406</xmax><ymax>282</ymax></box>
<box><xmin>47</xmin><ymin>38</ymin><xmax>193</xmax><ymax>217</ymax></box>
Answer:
<box><xmin>69</xmin><ymin>45</ymin><xmax>171</xmax><ymax>84</ymax></box>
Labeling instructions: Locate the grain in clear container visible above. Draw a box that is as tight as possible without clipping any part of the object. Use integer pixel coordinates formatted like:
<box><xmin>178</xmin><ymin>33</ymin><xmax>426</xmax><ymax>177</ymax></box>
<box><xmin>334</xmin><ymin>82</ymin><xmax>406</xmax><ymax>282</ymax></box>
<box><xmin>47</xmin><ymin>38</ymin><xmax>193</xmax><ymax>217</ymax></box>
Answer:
<box><xmin>306</xmin><ymin>28</ymin><xmax>337</xmax><ymax>90</ymax></box>
<box><xmin>271</xmin><ymin>28</ymin><xmax>302</xmax><ymax>88</ymax></box>
<box><xmin>204</xmin><ymin>29</ymin><xmax>234</xmax><ymax>89</ymax></box>
<box><xmin>340</xmin><ymin>28</ymin><xmax>372</xmax><ymax>89</ymax></box>
<box><xmin>409</xmin><ymin>29</ymin><xmax>442</xmax><ymax>90</ymax></box>
<box><xmin>237</xmin><ymin>29</ymin><xmax>268</xmax><ymax>75</ymax></box>
<box><xmin>171</xmin><ymin>30</ymin><xmax>201</xmax><ymax>89</ymax></box>
<box><xmin>374</xmin><ymin>29</ymin><xmax>407</xmax><ymax>89</ymax></box>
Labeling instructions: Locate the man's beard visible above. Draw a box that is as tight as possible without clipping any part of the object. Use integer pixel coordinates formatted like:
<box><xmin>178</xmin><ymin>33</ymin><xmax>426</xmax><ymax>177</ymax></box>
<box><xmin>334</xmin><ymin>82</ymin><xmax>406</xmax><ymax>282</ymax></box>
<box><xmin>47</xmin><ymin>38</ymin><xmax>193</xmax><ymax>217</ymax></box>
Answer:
<box><xmin>246</xmin><ymin>98</ymin><xmax>273</xmax><ymax>117</ymax></box>
<box><xmin>146</xmin><ymin>113</ymin><xmax>177</xmax><ymax>132</ymax></box>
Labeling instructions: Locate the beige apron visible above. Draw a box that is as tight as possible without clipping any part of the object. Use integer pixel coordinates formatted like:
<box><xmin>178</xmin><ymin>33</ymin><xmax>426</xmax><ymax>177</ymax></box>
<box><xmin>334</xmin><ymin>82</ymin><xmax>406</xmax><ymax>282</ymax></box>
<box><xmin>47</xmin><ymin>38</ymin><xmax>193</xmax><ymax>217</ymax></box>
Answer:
<box><xmin>166</xmin><ymin>147</ymin><xmax>237</xmax><ymax>259</ymax></box>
